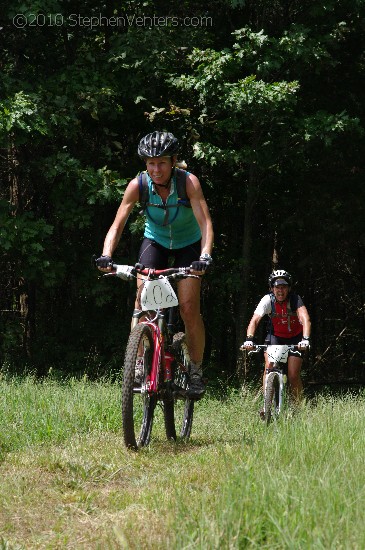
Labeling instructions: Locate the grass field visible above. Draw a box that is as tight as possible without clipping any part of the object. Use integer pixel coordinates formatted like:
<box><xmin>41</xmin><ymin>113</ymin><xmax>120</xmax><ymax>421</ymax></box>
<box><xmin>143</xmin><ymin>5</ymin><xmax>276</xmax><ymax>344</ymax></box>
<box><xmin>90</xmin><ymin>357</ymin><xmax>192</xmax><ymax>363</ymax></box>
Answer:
<box><xmin>1</xmin><ymin>372</ymin><xmax>365</xmax><ymax>549</ymax></box>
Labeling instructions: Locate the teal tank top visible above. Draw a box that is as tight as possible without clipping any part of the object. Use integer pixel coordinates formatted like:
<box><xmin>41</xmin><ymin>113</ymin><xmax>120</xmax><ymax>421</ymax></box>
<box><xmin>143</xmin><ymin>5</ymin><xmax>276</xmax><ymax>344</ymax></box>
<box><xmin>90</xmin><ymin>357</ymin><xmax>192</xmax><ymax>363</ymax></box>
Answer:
<box><xmin>143</xmin><ymin>171</ymin><xmax>202</xmax><ymax>249</ymax></box>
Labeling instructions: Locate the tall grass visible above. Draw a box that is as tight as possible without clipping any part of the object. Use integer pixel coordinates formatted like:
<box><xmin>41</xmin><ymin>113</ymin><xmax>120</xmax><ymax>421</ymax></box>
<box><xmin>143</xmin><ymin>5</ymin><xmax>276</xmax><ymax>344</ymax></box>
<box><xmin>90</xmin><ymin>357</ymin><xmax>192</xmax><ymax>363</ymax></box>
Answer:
<box><xmin>1</xmin><ymin>373</ymin><xmax>364</xmax><ymax>549</ymax></box>
<box><xmin>0</xmin><ymin>373</ymin><xmax>121</xmax><ymax>456</ymax></box>
<box><xmin>176</xmin><ymin>392</ymin><xmax>365</xmax><ymax>549</ymax></box>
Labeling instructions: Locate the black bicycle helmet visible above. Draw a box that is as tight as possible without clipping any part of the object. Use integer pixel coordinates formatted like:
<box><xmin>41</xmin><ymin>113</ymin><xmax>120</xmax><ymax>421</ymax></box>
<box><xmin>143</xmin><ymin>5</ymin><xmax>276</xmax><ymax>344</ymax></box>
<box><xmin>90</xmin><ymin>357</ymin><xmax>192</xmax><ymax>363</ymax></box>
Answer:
<box><xmin>138</xmin><ymin>131</ymin><xmax>179</xmax><ymax>159</ymax></box>
<box><xmin>268</xmin><ymin>269</ymin><xmax>292</xmax><ymax>287</ymax></box>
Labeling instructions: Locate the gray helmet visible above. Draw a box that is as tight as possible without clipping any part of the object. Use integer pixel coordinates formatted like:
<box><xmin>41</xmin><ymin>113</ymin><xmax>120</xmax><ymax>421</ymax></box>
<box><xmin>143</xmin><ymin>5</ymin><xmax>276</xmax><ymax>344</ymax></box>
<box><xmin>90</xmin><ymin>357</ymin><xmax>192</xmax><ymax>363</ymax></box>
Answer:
<box><xmin>138</xmin><ymin>131</ymin><xmax>179</xmax><ymax>159</ymax></box>
<box><xmin>268</xmin><ymin>269</ymin><xmax>292</xmax><ymax>287</ymax></box>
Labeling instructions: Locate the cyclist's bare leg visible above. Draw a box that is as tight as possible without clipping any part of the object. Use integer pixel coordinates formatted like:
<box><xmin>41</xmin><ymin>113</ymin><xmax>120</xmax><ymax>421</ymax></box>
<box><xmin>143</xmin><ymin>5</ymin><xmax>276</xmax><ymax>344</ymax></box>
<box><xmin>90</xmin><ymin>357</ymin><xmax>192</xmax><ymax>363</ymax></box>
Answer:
<box><xmin>132</xmin><ymin>275</ymin><xmax>148</xmax><ymax>326</ymax></box>
<box><xmin>177</xmin><ymin>277</ymin><xmax>204</xmax><ymax>366</ymax></box>
<box><xmin>287</xmin><ymin>355</ymin><xmax>303</xmax><ymax>402</ymax></box>
<box><xmin>133</xmin><ymin>277</ymin><xmax>148</xmax><ymax>362</ymax></box>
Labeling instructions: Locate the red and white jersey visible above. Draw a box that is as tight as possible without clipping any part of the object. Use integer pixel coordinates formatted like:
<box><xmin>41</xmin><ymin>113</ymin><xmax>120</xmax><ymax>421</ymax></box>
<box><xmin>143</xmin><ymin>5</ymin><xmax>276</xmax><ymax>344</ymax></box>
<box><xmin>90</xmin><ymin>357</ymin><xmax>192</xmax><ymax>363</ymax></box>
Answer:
<box><xmin>254</xmin><ymin>293</ymin><xmax>304</xmax><ymax>338</ymax></box>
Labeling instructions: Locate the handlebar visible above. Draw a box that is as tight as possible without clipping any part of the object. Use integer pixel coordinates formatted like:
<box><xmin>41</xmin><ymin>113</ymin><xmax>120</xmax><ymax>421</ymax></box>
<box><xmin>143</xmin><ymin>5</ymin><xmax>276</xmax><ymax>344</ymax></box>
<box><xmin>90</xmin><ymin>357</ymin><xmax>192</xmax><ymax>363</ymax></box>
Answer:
<box><xmin>241</xmin><ymin>344</ymin><xmax>300</xmax><ymax>352</ymax></box>
<box><xmin>106</xmin><ymin>262</ymin><xmax>196</xmax><ymax>279</ymax></box>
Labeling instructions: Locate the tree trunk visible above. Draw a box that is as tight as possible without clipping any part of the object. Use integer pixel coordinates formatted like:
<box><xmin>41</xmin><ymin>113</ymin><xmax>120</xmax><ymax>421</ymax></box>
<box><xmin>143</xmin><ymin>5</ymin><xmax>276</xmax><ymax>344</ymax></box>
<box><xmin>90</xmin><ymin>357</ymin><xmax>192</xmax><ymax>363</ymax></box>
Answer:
<box><xmin>236</xmin><ymin>159</ymin><xmax>261</xmax><ymax>376</ymax></box>
<box><xmin>8</xmin><ymin>140</ymin><xmax>35</xmax><ymax>360</ymax></box>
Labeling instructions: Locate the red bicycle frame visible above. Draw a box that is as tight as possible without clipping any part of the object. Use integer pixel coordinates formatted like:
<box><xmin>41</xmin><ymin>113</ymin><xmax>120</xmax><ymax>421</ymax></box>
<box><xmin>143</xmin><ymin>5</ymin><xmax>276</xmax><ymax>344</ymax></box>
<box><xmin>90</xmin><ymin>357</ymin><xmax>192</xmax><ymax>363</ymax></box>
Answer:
<box><xmin>129</xmin><ymin>265</ymin><xmax>186</xmax><ymax>395</ymax></box>
<box><xmin>138</xmin><ymin>318</ymin><xmax>174</xmax><ymax>395</ymax></box>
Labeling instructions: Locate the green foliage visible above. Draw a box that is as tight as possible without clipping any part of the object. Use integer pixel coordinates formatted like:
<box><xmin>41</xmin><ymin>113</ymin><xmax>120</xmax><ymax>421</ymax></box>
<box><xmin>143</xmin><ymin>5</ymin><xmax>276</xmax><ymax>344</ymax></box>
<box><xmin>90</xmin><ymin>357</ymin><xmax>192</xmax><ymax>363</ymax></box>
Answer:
<box><xmin>43</xmin><ymin>152</ymin><xmax>128</xmax><ymax>207</ymax></box>
<box><xmin>0</xmin><ymin>92</ymin><xmax>48</xmax><ymax>143</ymax></box>
<box><xmin>0</xmin><ymin>202</ymin><xmax>57</xmax><ymax>281</ymax></box>
<box><xmin>301</xmin><ymin>110</ymin><xmax>362</xmax><ymax>144</ymax></box>
<box><xmin>0</xmin><ymin>0</ymin><xmax>364</xmax><ymax>376</ymax></box>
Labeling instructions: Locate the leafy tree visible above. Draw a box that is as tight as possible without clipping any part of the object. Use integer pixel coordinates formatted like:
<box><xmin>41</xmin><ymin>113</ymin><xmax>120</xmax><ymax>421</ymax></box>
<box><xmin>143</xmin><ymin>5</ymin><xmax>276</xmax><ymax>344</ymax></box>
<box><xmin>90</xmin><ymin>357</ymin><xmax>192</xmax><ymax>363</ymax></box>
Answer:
<box><xmin>0</xmin><ymin>0</ymin><xmax>224</xmax><ymax>370</ymax></box>
<box><xmin>0</xmin><ymin>0</ymin><xmax>364</xmax><ymax>383</ymax></box>
<box><xmin>165</xmin><ymin>1</ymin><xmax>365</xmax><ymax>376</ymax></box>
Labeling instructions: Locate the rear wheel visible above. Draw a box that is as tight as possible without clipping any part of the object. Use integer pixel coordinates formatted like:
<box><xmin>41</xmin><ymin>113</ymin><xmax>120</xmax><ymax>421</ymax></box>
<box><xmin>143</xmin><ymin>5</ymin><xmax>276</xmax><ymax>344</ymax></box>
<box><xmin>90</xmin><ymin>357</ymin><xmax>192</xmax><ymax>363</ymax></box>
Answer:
<box><xmin>122</xmin><ymin>323</ymin><xmax>156</xmax><ymax>450</ymax></box>
<box><xmin>264</xmin><ymin>372</ymin><xmax>280</xmax><ymax>424</ymax></box>
<box><xmin>164</xmin><ymin>332</ymin><xmax>194</xmax><ymax>440</ymax></box>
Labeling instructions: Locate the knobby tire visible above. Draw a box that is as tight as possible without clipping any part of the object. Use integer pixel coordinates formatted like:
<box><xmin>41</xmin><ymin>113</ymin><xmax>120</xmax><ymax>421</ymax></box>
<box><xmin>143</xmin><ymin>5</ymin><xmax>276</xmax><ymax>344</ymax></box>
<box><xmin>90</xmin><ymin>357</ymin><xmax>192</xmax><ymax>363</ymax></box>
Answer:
<box><xmin>164</xmin><ymin>332</ymin><xmax>194</xmax><ymax>440</ymax></box>
<box><xmin>264</xmin><ymin>372</ymin><xmax>280</xmax><ymax>425</ymax></box>
<box><xmin>122</xmin><ymin>323</ymin><xmax>156</xmax><ymax>450</ymax></box>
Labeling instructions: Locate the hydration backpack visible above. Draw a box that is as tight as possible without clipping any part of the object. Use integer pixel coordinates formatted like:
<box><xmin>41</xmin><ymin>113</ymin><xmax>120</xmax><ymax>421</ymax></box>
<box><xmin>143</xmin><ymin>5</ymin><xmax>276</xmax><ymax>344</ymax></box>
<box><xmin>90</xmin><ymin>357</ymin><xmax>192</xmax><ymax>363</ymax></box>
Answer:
<box><xmin>138</xmin><ymin>168</ymin><xmax>191</xmax><ymax>212</ymax></box>
<box><xmin>268</xmin><ymin>292</ymin><xmax>299</xmax><ymax>333</ymax></box>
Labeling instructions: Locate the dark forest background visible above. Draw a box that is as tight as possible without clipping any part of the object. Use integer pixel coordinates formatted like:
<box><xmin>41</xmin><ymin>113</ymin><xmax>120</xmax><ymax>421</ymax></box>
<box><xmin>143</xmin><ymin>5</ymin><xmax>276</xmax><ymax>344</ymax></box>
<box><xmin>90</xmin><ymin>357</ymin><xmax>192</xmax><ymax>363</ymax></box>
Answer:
<box><xmin>1</xmin><ymin>0</ymin><xmax>364</xmax><ymax>385</ymax></box>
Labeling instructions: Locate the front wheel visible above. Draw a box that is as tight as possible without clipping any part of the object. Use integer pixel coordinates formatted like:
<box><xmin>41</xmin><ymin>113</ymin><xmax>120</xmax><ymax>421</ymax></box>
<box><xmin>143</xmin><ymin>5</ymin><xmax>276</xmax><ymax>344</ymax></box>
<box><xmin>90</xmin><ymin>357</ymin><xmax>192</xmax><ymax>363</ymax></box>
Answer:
<box><xmin>264</xmin><ymin>371</ymin><xmax>280</xmax><ymax>424</ymax></box>
<box><xmin>122</xmin><ymin>323</ymin><xmax>156</xmax><ymax>450</ymax></box>
<box><xmin>164</xmin><ymin>332</ymin><xmax>194</xmax><ymax>440</ymax></box>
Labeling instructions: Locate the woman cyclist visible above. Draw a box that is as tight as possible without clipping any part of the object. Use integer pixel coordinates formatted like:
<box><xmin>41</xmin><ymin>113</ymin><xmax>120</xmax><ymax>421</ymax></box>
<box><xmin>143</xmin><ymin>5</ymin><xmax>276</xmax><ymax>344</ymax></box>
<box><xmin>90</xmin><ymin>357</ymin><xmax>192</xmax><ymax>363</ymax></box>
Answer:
<box><xmin>95</xmin><ymin>131</ymin><xmax>214</xmax><ymax>399</ymax></box>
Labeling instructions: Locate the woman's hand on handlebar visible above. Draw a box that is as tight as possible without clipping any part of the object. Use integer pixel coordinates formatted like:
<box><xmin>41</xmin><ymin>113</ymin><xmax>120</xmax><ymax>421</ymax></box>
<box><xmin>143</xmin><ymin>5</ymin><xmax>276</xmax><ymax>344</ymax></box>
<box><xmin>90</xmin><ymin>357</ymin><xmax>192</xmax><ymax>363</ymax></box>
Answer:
<box><xmin>94</xmin><ymin>254</ymin><xmax>113</xmax><ymax>272</ymax></box>
<box><xmin>190</xmin><ymin>254</ymin><xmax>213</xmax><ymax>276</ymax></box>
